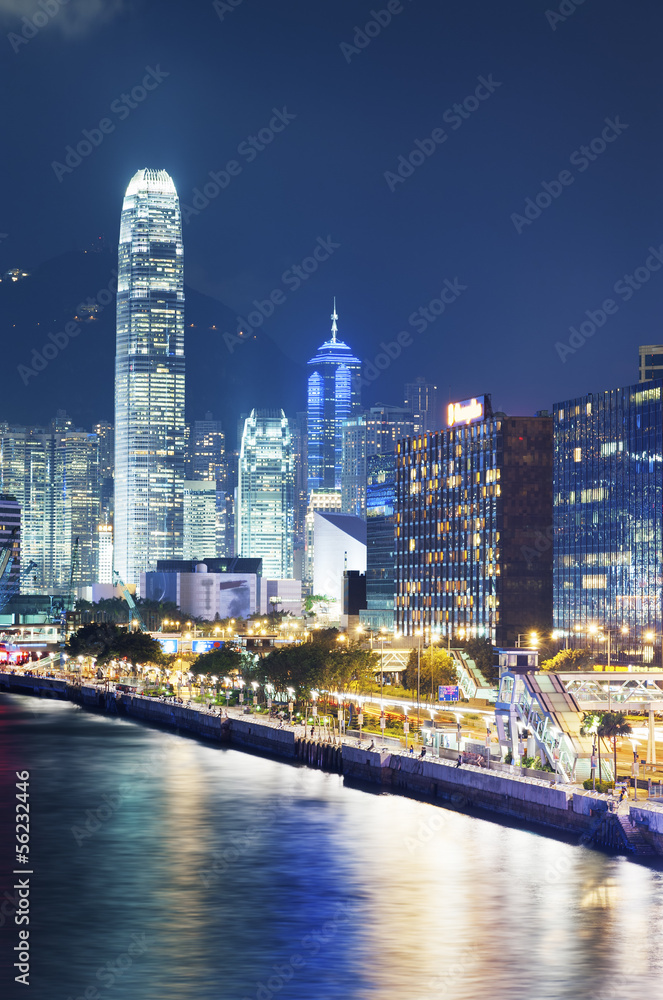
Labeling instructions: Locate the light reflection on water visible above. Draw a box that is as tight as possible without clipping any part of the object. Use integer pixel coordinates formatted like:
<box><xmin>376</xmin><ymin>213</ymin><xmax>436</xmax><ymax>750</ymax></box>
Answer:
<box><xmin>0</xmin><ymin>693</ymin><xmax>662</xmax><ymax>1000</ymax></box>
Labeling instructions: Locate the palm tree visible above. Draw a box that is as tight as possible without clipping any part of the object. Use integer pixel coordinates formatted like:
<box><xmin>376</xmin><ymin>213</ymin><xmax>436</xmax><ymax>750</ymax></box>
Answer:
<box><xmin>580</xmin><ymin>712</ymin><xmax>602</xmax><ymax>782</ymax></box>
<box><xmin>581</xmin><ymin>711</ymin><xmax>632</xmax><ymax>784</ymax></box>
<box><xmin>600</xmin><ymin>711</ymin><xmax>632</xmax><ymax>783</ymax></box>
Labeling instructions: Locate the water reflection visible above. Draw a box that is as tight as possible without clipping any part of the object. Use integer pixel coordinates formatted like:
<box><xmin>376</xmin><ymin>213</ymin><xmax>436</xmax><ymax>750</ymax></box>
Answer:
<box><xmin>0</xmin><ymin>693</ymin><xmax>662</xmax><ymax>1000</ymax></box>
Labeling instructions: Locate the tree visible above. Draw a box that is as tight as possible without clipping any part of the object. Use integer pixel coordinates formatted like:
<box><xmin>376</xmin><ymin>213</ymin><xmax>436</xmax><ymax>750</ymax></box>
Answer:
<box><xmin>190</xmin><ymin>646</ymin><xmax>245</xmax><ymax>678</ymax></box>
<box><xmin>65</xmin><ymin>623</ymin><xmax>166</xmax><ymax>666</ymax></box>
<box><xmin>540</xmin><ymin>648</ymin><xmax>593</xmax><ymax>672</ymax></box>
<box><xmin>403</xmin><ymin>646</ymin><xmax>456</xmax><ymax>700</ymax></box>
<box><xmin>600</xmin><ymin>711</ymin><xmax>633</xmax><ymax>783</ymax></box>
<box><xmin>458</xmin><ymin>636</ymin><xmax>498</xmax><ymax>685</ymax></box>
<box><xmin>322</xmin><ymin>641</ymin><xmax>377</xmax><ymax>697</ymax></box>
<box><xmin>580</xmin><ymin>711</ymin><xmax>632</xmax><ymax>783</ymax></box>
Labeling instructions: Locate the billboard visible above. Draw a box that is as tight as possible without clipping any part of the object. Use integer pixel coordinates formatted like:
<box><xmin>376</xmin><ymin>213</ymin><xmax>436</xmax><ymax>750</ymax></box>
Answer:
<box><xmin>157</xmin><ymin>638</ymin><xmax>179</xmax><ymax>655</ymax></box>
<box><xmin>447</xmin><ymin>396</ymin><xmax>490</xmax><ymax>428</ymax></box>
<box><xmin>438</xmin><ymin>685</ymin><xmax>459</xmax><ymax>702</ymax></box>
<box><xmin>191</xmin><ymin>639</ymin><xmax>224</xmax><ymax>654</ymax></box>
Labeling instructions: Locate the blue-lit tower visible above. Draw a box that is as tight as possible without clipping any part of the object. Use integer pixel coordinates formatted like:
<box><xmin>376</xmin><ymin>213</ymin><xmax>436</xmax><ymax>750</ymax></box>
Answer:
<box><xmin>307</xmin><ymin>301</ymin><xmax>361</xmax><ymax>491</ymax></box>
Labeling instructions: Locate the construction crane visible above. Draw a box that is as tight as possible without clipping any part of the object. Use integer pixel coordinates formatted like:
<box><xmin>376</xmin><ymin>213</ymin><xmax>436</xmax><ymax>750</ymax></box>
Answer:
<box><xmin>113</xmin><ymin>571</ymin><xmax>146</xmax><ymax>631</ymax></box>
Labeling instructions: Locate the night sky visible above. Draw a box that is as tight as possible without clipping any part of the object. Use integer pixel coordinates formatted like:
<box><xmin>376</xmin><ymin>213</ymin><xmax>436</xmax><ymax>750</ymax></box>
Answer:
<box><xmin>1</xmin><ymin>0</ymin><xmax>661</xmax><ymax>433</ymax></box>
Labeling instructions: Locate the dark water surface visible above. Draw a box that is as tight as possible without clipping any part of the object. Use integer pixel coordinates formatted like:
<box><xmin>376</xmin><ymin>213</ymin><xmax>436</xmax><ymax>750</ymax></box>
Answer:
<box><xmin>1</xmin><ymin>694</ymin><xmax>662</xmax><ymax>1000</ymax></box>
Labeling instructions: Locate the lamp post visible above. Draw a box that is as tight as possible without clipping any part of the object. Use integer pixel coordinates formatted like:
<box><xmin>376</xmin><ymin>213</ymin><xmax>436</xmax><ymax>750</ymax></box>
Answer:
<box><xmin>515</xmin><ymin>632</ymin><xmax>538</xmax><ymax>649</ymax></box>
<box><xmin>415</xmin><ymin>628</ymin><xmax>423</xmax><ymax>728</ymax></box>
<box><xmin>587</xmin><ymin>624</ymin><xmax>629</xmax><ymax>709</ymax></box>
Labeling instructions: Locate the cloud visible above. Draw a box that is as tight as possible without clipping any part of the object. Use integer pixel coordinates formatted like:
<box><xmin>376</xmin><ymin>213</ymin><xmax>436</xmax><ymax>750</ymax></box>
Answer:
<box><xmin>0</xmin><ymin>0</ymin><xmax>130</xmax><ymax>39</ymax></box>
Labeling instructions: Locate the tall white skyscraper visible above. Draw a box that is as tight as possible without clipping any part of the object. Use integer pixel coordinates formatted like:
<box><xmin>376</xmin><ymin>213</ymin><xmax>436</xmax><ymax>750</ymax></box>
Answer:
<box><xmin>237</xmin><ymin>410</ymin><xmax>294</xmax><ymax>579</ymax></box>
<box><xmin>114</xmin><ymin>169</ymin><xmax>186</xmax><ymax>586</ymax></box>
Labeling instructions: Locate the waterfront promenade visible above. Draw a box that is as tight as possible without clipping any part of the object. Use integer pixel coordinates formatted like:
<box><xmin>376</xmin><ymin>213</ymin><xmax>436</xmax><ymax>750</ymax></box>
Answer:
<box><xmin>2</xmin><ymin>669</ymin><xmax>663</xmax><ymax>857</ymax></box>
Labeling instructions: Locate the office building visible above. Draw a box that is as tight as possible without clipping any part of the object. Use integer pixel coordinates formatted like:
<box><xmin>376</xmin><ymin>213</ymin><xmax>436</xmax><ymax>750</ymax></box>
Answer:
<box><xmin>237</xmin><ymin>410</ymin><xmax>294</xmax><ymax>579</ymax></box>
<box><xmin>114</xmin><ymin>168</ymin><xmax>186</xmax><ymax>587</ymax></box>
<box><xmin>4</xmin><ymin>415</ymin><xmax>99</xmax><ymax>590</ymax></box>
<box><xmin>183</xmin><ymin>480</ymin><xmax>218</xmax><ymax>561</ymax></box>
<box><xmin>404</xmin><ymin>377</ymin><xmax>440</xmax><ymax>435</ymax></box>
<box><xmin>0</xmin><ymin>417</ymin><xmax>101</xmax><ymax>592</ymax></box>
<box><xmin>143</xmin><ymin>557</ymin><xmax>262</xmax><ymax>620</ymax></box>
<box><xmin>304</xmin><ymin>488</ymin><xmax>342</xmax><ymax>589</ymax></box>
<box><xmin>639</xmin><ymin>345</ymin><xmax>663</xmax><ymax>383</ymax></box>
<box><xmin>395</xmin><ymin>395</ymin><xmax>553</xmax><ymax>645</ymax></box>
<box><xmin>554</xmin><ymin>380</ymin><xmax>663</xmax><ymax>662</ymax></box>
<box><xmin>291</xmin><ymin>411</ymin><xmax>308</xmax><ymax>578</ymax></box>
<box><xmin>341</xmin><ymin>404</ymin><xmax>414</xmax><ymax>518</ymax></box>
<box><xmin>313</xmin><ymin>512</ymin><xmax>367</xmax><ymax>614</ymax></box>
<box><xmin>93</xmin><ymin>420</ymin><xmax>114</xmax><ymax>527</ymax></box>
<box><xmin>186</xmin><ymin>413</ymin><xmax>225</xmax><ymax>481</ymax></box>
<box><xmin>307</xmin><ymin>301</ymin><xmax>361</xmax><ymax>492</ymax></box>
<box><xmin>97</xmin><ymin>525</ymin><xmax>113</xmax><ymax>585</ymax></box>
<box><xmin>0</xmin><ymin>494</ymin><xmax>21</xmax><ymax>605</ymax></box>
<box><xmin>362</xmin><ymin>452</ymin><xmax>397</xmax><ymax>630</ymax></box>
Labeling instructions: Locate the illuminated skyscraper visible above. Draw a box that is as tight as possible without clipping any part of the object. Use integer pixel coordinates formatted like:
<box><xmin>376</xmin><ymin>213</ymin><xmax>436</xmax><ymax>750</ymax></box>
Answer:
<box><xmin>237</xmin><ymin>410</ymin><xmax>294</xmax><ymax>579</ymax></box>
<box><xmin>307</xmin><ymin>302</ymin><xmax>361</xmax><ymax>492</ymax></box>
<box><xmin>114</xmin><ymin>169</ymin><xmax>185</xmax><ymax>586</ymax></box>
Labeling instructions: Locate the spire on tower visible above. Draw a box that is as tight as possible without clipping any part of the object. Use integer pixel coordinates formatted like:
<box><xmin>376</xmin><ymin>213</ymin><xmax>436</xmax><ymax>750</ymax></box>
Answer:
<box><xmin>331</xmin><ymin>297</ymin><xmax>338</xmax><ymax>343</ymax></box>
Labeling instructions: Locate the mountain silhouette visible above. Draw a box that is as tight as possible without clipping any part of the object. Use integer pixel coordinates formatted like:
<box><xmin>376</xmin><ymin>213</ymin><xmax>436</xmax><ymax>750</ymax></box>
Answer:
<box><xmin>1</xmin><ymin>249</ymin><xmax>304</xmax><ymax>446</ymax></box>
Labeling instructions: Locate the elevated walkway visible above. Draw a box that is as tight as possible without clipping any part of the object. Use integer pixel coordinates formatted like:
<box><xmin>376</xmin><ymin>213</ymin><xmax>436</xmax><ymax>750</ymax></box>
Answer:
<box><xmin>450</xmin><ymin>649</ymin><xmax>497</xmax><ymax>702</ymax></box>
<box><xmin>495</xmin><ymin>669</ymin><xmax>604</xmax><ymax>783</ymax></box>
<box><xmin>558</xmin><ymin>672</ymin><xmax>663</xmax><ymax>712</ymax></box>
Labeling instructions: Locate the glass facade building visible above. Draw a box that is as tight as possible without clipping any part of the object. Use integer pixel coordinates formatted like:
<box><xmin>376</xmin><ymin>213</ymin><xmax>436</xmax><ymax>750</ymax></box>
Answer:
<box><xmin>404</xmin><ymin>377</ymin><xmax>440</xmax><ymax>436</ymax></box>
<box><xmin>237</xmin><ymin>410</ymin><xmax>294</xmax><ymax>579</ymax></box>
<box><xmin>396</xmin><ymin>404</ymin><xmax>553</xmax><ymax>645</ymax></box>
<box><xmin>341</xmin><ymin>405</ymin><xmax>415</xmax><ymax>518</ymax></box>
<box><xmin>0</xmin><ymin>417</ymin><xmax>100</xmax><ymax>592</ymax></box>
<box><xmin>639</xmin><ymin>345</ymin><xmax>663</xmax><ymax>383</ymax></box>
<box><xmin>364</xmin><ymin>453</ymin><xmax>396</xmax><ymax>629</ymax></box>
<box><xmin>307</xmin><ymin>303</ymin><xmax>361</xmax><ymax>492</ymax></box>
<box><xmin>114</xmin><ymin>168</ymin><xmax>186</xmax><ymax>587</ymax></box>
<box><xmin>553</xmin><ymin>381</ymin><xmax>663</xmax><ymax>662</ymax></box>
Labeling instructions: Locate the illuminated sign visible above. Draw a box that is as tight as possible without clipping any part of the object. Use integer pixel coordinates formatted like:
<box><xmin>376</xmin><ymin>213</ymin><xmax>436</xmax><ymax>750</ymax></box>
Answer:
<box><xmin>447</xmin><ymin>396</ymin><xmax>486</xmax><ymax>427</ymax></box>
<box><xmin>158</xmin><ymin>638</ymin><xmax>179</xmax><ymax>654</ymax></box>
<box><xmin>438</xmin><ymin>685</ymin><xmax>460</xmax><ymax>702</ymax></box>
<box><xmin>192</xmin><ymin>639</ymin><xmax>224</xmax><ymax>654</ymax></box>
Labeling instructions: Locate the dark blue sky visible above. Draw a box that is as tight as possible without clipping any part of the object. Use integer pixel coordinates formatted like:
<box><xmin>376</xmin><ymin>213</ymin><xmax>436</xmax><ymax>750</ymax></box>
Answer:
<box><xmin>1</xmin><ymin>0</ymin><xmax>661</xmax><ymax>421</ymax></box>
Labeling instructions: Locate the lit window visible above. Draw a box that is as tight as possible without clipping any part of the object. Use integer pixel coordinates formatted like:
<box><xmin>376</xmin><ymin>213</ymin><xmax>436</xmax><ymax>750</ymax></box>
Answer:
<box><xmin>573</xmin><ymin>447</ymin><xmax>582</xmax><ymax>462</ymax></box>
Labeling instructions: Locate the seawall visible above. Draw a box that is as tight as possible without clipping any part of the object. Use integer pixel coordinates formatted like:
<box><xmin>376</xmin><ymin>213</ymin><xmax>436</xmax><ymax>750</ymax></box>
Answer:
<box><xmin>2</xmin><ymin>672</ymin><xmax>661</xmax><ymax>856</ymax></box>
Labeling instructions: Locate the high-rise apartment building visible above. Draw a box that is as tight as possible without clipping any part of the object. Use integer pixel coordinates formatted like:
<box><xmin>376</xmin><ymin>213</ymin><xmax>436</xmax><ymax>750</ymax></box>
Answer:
<box><xmin>395</xmin><ymin>396</ymin><xmax>553</xmax><ymax>645</ymax></box>
<box><xmin>307</xmin><ymin>302</ymin><xmax>361</xmax><ymax>492</ymax></box>
<box><xmin>114</xmin><ymin>168</ymin><xmax>186</xmax><ymax>587</ymax></box>
<box><xmin>237</xmin><ymin>410</ymin><xmax>294</xmax><ymax>579</ymax></box>
<box><xmin>404</xmin><ymin>377</ymin><xmax>440</xmax><ymax>435</ymax></box>
<box><xmin>341</xmin><ymin>405</ymin><xmax>415</xmax><ymax>517</ymax></box>
<box><xmin>554</xmin><ymin>381</ymin><xmax>663</xmax><ymax>663</ymax></box>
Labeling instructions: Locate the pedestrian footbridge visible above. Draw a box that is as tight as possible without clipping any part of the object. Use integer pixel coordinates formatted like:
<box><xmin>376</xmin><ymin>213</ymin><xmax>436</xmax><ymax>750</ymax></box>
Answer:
<box><xmin>495</xmin><ymin>664</ymin><xmax>600</xmax><ymax>783</ymax></box>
